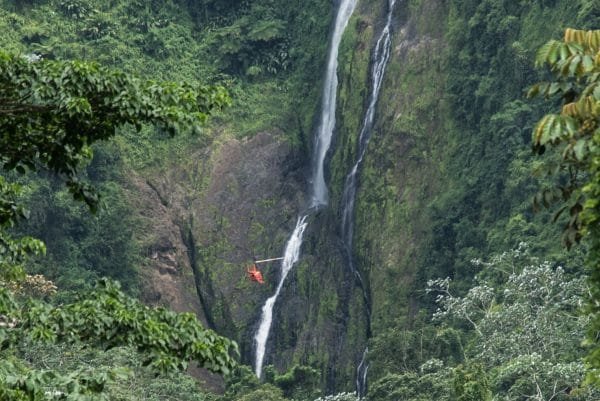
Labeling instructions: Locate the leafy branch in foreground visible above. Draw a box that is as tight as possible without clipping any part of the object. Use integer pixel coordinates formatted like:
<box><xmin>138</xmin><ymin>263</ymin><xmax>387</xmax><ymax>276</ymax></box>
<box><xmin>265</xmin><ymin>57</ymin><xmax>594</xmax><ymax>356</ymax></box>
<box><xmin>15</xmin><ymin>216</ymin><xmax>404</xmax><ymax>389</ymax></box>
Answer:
<box><xmin>0</xmin><ymin>49</ymin><xmax>230</xmax><ymax>281</ymax></box>
<box><xmin>3</xmin><ymin>279</ymin><xmax>238</xmax><ymax>373</ymax></box>
<box><xmin>0</xmin><ymin>50</ymin><xmax>230</xmax><ymax>211</ymax></box>
<box><xmin>529</xmin><ymin>28</ymin><xmax>600</xmax><ymax>249</ymax></box>
<box><xmin>0</xmin><ymin>279</ymin><xmax>238</xmax><ymax>399</ymax></box>
<box><xmin>527</xmin><ymin>28</ymin><xmax>600</xmax><ymax>382</ymax></box>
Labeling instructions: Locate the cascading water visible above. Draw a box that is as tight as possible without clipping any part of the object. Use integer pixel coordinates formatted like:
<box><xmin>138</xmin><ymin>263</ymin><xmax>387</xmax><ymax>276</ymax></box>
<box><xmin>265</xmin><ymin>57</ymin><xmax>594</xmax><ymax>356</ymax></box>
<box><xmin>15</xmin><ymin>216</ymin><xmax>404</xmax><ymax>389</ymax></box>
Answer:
<box><xmin>311</xmin><ymin>0</ymin><xmax>359</xmax><ymax>207</ymax></box>
<box><xmin>339</xmin><ymin>0</ymin><xmax>397</xmax><ymax>396</ymax></box>
<box><xmin>356</xmin><ymin>347</ymin><xmax>369</xmax><ymax>397</ymax></box>
<box><xmin>253</xmin><ymin>0</ymin><xmax>358</xmax><ymax>378</ymax></box>
<box><xmin>254</xmin><ymin>216</ymin><xmax>308</xmax><ymax>377</ymax></box>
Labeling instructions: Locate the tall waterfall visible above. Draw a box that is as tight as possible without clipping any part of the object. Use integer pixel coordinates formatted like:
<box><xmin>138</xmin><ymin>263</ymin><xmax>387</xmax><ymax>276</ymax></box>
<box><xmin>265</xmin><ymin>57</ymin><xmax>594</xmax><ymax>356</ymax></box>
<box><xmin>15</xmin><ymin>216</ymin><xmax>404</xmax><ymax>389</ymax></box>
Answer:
<box><xmin>339</xmin><ymin>0</ymin><xmax>397</xmax><ymax>396</ymax></box>
<box><xmin>253</xmin><ymin>0</ymin><xmax>358</xmax><ymax>378</ymax></box>
<box><xmin>311</xmin><ymin>0</ymin><xmax>359</xmax><ymax>207</ymax></box>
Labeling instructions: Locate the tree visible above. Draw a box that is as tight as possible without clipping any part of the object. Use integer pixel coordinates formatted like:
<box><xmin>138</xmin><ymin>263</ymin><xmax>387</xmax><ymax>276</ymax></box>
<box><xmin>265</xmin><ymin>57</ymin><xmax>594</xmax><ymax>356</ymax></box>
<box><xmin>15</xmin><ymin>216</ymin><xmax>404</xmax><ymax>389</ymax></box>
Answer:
<box><xmin>0</xmin><ymin>50</ymin><xmax>229</xmax><ymax>212</ymax></box>
<box><xmin>527</xmin><ymin>28</ymin><xmax>600</xmax><ymax>381</ymax></box>
<box><xmin>368</xmin><ymin>370</ymin><xmax>452</xmax><ymax>401</ymax></box>
<box><xmin>0</xmin><ymin>280</ymin><xmax>238</xmax><ymax>399</ymax></box>
<box><xmin>0</xmin><ymin>50</ymin><xmax>229</xmax><ymax>280</ymax></box>
<box><xmin>428</xmin><ymin>247</ymin><xmax>597</xmax><ymax>400</ymax></box>
<box><xmin>0</xmin><ymin>48</ymin><xmax>229</xmax><ymax>276</ymax></box>
<box><xmin>0</xmin><ymin>52</ymin><xmax>236</xmax><ymax>398</ymax></box>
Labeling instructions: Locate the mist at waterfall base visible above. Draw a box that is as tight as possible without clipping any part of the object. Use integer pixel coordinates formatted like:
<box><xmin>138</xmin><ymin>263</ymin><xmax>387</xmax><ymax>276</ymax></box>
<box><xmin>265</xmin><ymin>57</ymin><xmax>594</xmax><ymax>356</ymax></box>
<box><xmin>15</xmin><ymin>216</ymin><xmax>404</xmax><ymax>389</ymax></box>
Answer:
<box><xmin>252</xmin><ymin>0</ymin><xmax>358</xmax><ymax>379</ymax></box>
<box><xmin>340</xmin><ymin>0</ymin><xmax>397</xmax><ymax>397</ymax></box>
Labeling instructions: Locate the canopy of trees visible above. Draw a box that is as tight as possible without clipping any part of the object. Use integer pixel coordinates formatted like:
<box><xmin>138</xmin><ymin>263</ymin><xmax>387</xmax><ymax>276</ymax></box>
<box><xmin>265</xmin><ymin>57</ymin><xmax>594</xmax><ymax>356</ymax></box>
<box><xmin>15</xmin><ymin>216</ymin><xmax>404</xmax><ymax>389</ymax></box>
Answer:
<box><xmin>0</xmin><ymin>52</ymin><xmax>237</xmax><ymax>399</ymax></box>
<box><xmin>0</xmin><ymin>50</ymin><xmax>229</xmax><ymax>210</ymax></box>
<box><xmin>367</xmin><ymin>246</ymin><xmax>599</xmax><ymax>401</ymax></box>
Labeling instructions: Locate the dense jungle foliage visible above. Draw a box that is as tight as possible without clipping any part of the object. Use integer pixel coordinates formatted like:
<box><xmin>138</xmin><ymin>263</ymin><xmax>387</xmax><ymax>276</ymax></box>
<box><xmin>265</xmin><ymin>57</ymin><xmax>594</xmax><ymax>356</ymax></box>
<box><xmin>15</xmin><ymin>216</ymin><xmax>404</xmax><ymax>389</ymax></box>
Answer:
<box><xmin>356</xmin><ymin>1</ymin><xmax>600</xmax><ymax>400</ymax></box>
<box><xmin>2</xmin><ymin>0</ymin><xmax>600</xmax><ymax>399</ymax></box>
<box><xmin>0</xmin><ymin>0</ymin><xmax>331</xmax><ymax>293</ymax></box>
<box><xmin>355</xmin><ymin>1</ymin><xmax>600</xmax><ymax>400</ymax></box>
<box><xmin>0</xmin><ymin>0</ymin><xmax>334</xmax><ymax>398</ymax></box>
<box><xmin>333</xmin><ymin>0</ymin><xmax>600</xmax><ymax>399</ymax></box>
<box><xmin>0</xmin><ymin>44</ymin><xmax>236</xmax><ymax>399</ymax></box>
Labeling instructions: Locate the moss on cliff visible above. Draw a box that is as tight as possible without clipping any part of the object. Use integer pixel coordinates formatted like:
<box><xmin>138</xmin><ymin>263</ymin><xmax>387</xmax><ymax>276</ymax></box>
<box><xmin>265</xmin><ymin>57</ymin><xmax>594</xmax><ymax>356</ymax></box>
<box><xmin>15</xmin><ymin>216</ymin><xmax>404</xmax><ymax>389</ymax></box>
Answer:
<box><xmin>327</xmin><ymin>0</ymin><xmax>597</xmax><ymax>389</ymax></box>
<box><xmin>6</xmin><ymin>0</ymin><xmax>600</xmax><ymax>395</ymax></box>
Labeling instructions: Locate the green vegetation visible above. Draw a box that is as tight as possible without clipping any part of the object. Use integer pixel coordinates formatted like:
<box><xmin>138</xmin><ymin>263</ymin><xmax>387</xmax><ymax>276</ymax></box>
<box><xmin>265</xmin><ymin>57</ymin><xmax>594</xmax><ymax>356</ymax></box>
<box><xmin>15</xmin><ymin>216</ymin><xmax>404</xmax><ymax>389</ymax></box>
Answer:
<box><xmin>0</xmin><ymin>49</ymin><xmax>236</xmax><ymax>398</ymax></box>
<box><xmin>2</xmin><ymin>0</ymin><xmax>600</xmax><ymax>399</ymax></box>
<box><xmin>0</xmin><ymin>280</ymin><xmax>237</xmax><ymax>399</ymax></box>
<box><xmin>329</xmin><ymin>0</ymin><xmax>600</xmax><ymax>397</ymax></box>
<box><xmin>0</xmin><ymin>50</ymin><xmax>228</xmax><ymax>209</ymax></box>
<box><xmin>0</xmin><ymin>0</ymin><xmax>332</xmax><ymax>292</ymax></box>
<box><xmin>367</xmin><ymin>246</ymin><xmax>599</xmax><ymax>400</ymax></box>
<box><xmin>527</xmin><ymin>28</ymin><xmax>600</xmax><ymax>382</ymax></box>
<box><xmin>0</xmin><ymin>0</ymin><xmax>334</xmax><ymax>398</ymax></box>
<box><xmin>0</xmin><ymin>49</ymin><xmax>228</xmax><ymax>286</ymax></box>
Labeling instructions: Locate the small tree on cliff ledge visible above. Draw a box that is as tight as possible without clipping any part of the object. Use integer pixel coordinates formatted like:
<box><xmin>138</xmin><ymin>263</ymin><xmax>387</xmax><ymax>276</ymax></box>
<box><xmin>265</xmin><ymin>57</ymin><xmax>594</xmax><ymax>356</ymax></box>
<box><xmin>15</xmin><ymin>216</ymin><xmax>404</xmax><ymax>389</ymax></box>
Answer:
<box><xmin>0</xmin><ymin>51</ymin><xmax>236</xmax><ymax>399</ymax></box>
<box><xmin>528</xmin><ymin>28</ymin><xmax>600</xmax><ymax>382</ymax></box>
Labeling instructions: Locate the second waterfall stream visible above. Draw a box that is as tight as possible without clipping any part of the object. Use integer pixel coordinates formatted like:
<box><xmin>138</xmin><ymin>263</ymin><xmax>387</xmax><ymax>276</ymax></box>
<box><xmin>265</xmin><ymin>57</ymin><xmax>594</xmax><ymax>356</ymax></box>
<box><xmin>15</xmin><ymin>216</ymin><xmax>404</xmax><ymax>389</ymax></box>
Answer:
<box><xmin>341</xmin><ymin>0</ymin><xmax>397</xmax><ymax>397</ymax></box>
<box><xmin>253</xmin><ymin>0</ymin><xmax>358</xmax><ymax>378</ymax></box>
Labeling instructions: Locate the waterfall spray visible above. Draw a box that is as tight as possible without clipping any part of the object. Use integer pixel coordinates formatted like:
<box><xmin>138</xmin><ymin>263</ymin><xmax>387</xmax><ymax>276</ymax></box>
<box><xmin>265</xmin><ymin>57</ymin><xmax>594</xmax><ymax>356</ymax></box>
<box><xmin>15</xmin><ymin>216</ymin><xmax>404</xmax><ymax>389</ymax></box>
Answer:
<box><xmin>339</xmin><ymin>0</ymin><xmax>397</xmax><ymax>396</ymax></box>
<box><xmin>253</xmin><ymin>0</ymin><xmax>358</xmax><ymax>378</ymax></box>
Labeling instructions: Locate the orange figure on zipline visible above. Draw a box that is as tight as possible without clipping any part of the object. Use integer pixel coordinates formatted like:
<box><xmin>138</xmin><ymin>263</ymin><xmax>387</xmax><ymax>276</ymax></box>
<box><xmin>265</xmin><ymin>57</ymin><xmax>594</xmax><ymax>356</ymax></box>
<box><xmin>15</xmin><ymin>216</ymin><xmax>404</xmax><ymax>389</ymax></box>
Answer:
<box><xmin>247</xmin><ymin>264</ymin><xmax>265</xmax><ymax>284</ymax></box>
<box><xmin>246</xmin><ymin>257</ymin><xmax>285</xmax><ymax>284</ymax></box>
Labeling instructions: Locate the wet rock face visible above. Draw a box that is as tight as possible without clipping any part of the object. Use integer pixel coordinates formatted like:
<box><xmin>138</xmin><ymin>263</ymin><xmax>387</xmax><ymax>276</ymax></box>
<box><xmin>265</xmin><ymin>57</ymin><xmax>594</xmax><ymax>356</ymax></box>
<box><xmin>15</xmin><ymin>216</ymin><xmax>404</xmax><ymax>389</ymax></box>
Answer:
<box><xmin>202</xmin><ymin>132</ymin><xmax>302</xmax><ymax>265</ymax></box>
<box><xmin>127</xmin><ymin>173</ymin><xmax>202</xmax><ymax>318</ymax></box>
<box><xmin>192</xmin><ymin>132</ymin><xmax>306</xmax><ymax>358</ymax></box>
<box><xmin>125</xmin><ymin>0</ymin><xmax>450</xmax><ymax>387</ymax></box>
<box><xmin>127</xmin><ymin>131</ymin><xmax>304</xmax><ymax>347</ymax></box>
<box><xmin>124</xmin><ymin>1</ymin><xmax>450</xmax><ymax>388</ymax></box>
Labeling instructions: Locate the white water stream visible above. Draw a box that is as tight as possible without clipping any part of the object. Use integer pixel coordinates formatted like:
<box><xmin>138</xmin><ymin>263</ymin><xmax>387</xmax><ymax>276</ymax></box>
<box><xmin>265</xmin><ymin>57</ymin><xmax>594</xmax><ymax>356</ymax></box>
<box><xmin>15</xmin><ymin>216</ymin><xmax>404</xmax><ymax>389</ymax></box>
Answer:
<box><xmin>339</xmin><ymin>0</ymin><xmax>397</xmax><ymax>396</ymax></box>
<box><xmin>341</xmin><ymin>0</ymin><xmax>396</xmax><ymax>260</ymax></box>
<box><xmin>253</xmin><ymin>0</ymin><xmax>358</xmax><ymax>378</ymax></box>
<box><xmin>253</xmin><ymin>215</ymin><xmax>308</xmax><ymax>377</ymax></box>
<box><xmin>356</xmin><ymin>347</ymin><xmax>370</xmax><ymax>397</ymax></box>
<box><xmin>311</xmin><ymin>0</ymin><xmax>359</xmax><ymax>207</ymax></box>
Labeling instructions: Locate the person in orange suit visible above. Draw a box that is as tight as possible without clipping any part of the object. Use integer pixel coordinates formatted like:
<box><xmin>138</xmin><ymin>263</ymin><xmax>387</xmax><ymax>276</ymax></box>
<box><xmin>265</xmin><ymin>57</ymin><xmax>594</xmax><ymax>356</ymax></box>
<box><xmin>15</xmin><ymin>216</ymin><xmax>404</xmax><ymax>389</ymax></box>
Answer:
<box><xmin>247</xmin><ymin>264</ymin><xmax>265</xmax><ymax>284</ymax></box>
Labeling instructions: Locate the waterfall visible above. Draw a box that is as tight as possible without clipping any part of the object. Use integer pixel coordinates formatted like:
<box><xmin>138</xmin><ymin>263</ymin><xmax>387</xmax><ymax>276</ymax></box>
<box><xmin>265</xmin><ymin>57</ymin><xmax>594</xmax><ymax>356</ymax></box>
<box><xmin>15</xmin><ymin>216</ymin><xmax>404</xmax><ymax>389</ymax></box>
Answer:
<box><xmin>356</xmin><ymin>347</ymin><xmax>369</xmax><ymax>398</ymax></box>
<box><xmin>311</xmin><ymin>0</ymin><xmax>359</xmax><ymax>207</ymax></box>
<box><xmin>253</xmin><ymin>0</ymin><xmax>358</xmax><ymax>378</ymax></box>
<box><xmin>254</xmin><ymin>215</ymin><xmax>308</xmax><ymax>377</ymax></box>
<box><xmin>339</xmin><ymin>0</ymin><xmax>397</xmax><ymax>396</ymax></box>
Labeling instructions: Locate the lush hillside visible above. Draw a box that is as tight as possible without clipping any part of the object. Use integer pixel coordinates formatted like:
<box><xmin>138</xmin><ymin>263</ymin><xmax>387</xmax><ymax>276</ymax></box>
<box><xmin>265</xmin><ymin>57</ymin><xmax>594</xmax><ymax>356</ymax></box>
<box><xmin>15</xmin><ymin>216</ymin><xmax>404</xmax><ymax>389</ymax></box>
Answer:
<box><xmin>327</xmin><ymin>0</ymin><xmax>600</xmax><ymax>398</ymax></box>
<box><xmin>2</xmin><ymin>0</ymin><xmax>600</xmax><ymax>399</ymax></box>
<box><xmin>0</xmin><ymin>0</ymin><xmax>333</xmax><ymax>397</ymax></box>
<box><xmin>0</xmin><ymin>0</ymin><xmax>331</xmax><ymax>303</ymax></box>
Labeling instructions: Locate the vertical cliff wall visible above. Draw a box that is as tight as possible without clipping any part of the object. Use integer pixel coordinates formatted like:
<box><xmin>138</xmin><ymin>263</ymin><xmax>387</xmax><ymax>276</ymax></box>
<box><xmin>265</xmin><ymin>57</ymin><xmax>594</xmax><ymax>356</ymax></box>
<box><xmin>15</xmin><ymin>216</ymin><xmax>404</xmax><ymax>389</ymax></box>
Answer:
<box><xmin>257</xmin><ymin>0</ymin><xmax>599</xmax><ymax>393</ymax></box>
<box><xmin>326</xmin><ymin>0</ymin><xmax>598</xmax><ymax>391</ymax></box>
<box><xmin>9</xmin><ymin>0</ymin><xmax>599</xmax><ymax>395</ymax></box>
